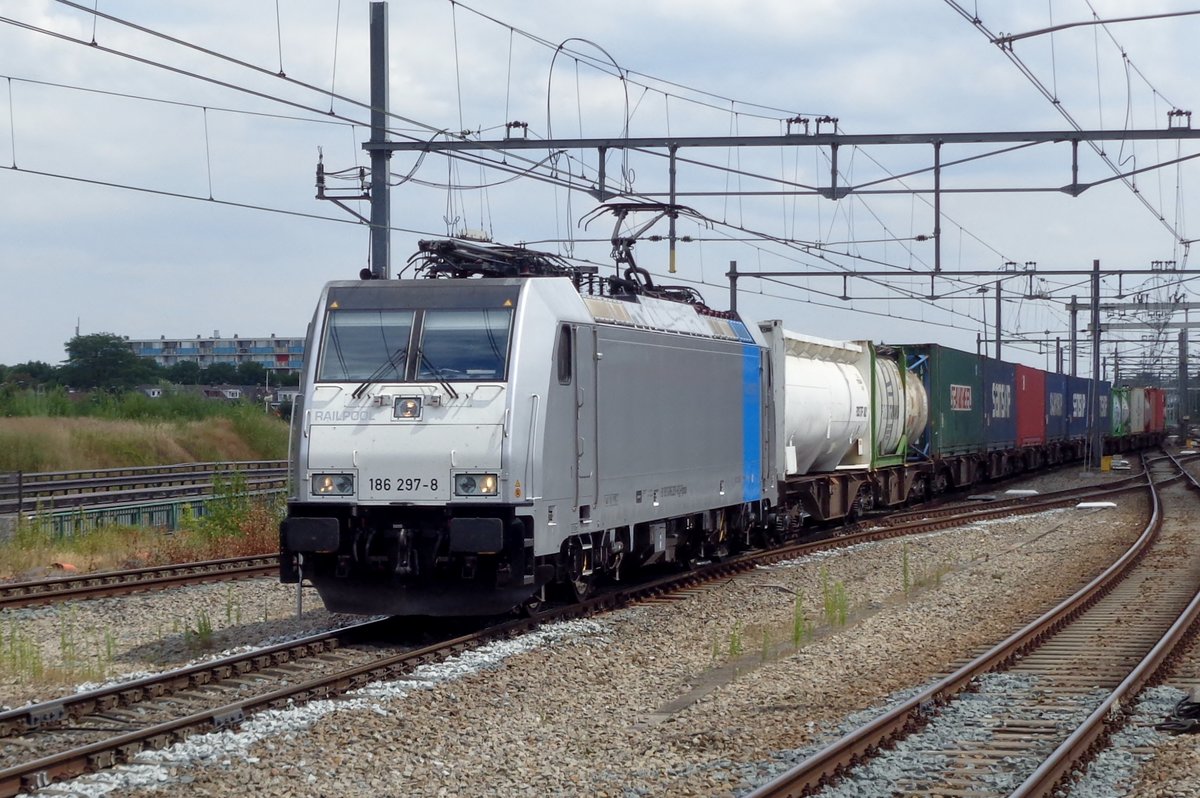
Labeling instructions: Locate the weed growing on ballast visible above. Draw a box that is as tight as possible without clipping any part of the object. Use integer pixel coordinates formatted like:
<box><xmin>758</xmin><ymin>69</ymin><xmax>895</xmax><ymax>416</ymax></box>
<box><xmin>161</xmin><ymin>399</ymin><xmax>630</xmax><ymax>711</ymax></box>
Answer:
<box><xmin>820</xmin><ymin>566</ymin><xmax>850</xmax><ymax>627</ymax></box>
<box><xmin>792</xmin><ymin>595</ymin><xmax>813</xmax><ymax>646</ymax></box>
<box><xmin>728</xmin><ymin>621</ymin><xmax>744</xmax><ymax>657</ymax></box>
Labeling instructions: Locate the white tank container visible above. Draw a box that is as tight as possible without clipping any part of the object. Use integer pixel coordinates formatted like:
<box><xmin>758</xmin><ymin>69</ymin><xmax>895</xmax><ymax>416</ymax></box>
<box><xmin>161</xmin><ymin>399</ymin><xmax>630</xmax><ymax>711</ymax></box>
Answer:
<box><xmin>870</xmin><ymin>355</ymin><xmax>928</xmax><ymax>458</ymax></box>
<box><xmin>1130</xmin><ymin>387</ymin><xmax>1147</xmax><ymax>434</ymax></box>
<box><xmin>903</xmin><ymin>365</ymin><xmax>929</xmax><ymax>446</ymax></box>
<box><xmin>781</xmin><ymin>333</ymin><xmax>870</xmax><ymax>474</ymax></box>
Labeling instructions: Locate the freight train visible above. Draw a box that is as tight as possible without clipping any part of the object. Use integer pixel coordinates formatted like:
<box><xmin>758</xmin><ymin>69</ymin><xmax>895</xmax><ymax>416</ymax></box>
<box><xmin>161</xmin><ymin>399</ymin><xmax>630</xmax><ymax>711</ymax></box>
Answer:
<box><xmin>280</xmin><ymin>239</ymin><xmax>1165</xmax><ymax>616</ymax></box>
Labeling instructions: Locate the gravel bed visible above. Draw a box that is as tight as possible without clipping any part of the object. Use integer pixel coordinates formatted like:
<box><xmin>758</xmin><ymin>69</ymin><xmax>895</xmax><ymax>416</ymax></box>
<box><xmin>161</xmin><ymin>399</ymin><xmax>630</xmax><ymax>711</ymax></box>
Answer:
<box><xmin>807</xmin><ymin>673</ymin><xmax>1109</xmax><ymax>797</ymax></box>
<box><xmin>1073</xmin><ymin>685</ymin><xmax>1187</xmax><ymax>798</ymax></box>
<box><xmin>7</xmin><ymin>463</ymin><xmax>1190</xmax><ymax>792</ymax></box>
<box><xmin>0</xmin><ymin>581</ymin><xmax>352</xmax><ymax>711</ymax></box>
<box><xmin>8</xmin><ymin>468</ymin><xmax>1150</xmax><ymax>798</ymax></box>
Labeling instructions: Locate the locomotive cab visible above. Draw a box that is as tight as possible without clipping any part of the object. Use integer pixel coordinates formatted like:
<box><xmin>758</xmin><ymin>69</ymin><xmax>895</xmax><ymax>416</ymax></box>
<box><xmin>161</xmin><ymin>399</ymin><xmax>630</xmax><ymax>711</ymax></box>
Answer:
<box><xmin>281</xmin><ymin>277</ymin><xmax>572</xmax><ymax>615</ymax></box>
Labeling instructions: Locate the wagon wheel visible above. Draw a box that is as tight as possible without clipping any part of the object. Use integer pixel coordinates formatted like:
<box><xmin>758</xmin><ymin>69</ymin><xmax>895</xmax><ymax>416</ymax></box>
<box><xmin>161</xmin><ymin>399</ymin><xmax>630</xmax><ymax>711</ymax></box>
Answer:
<box><xmin>844</xmin><ymin>484</ymin><xmax>873</xmax><ymax>525</ymax></box>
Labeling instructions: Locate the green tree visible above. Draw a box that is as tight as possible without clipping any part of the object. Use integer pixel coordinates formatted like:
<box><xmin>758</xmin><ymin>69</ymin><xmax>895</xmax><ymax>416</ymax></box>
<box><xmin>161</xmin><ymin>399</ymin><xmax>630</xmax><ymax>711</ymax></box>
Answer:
<box><xmin>0</xmin><ymin>361</ymin><xmax>59</xmax><ymax>388</ymax></box>
<box><xmin>236</xmin><ymin>361</ymin><xmax>267</xmax><ymax>386</ymax></box>
<box><xmin>165</xmin><ymin>360</ymin><xmax>202</xmax><ymax>385</ymax></box>
<box><xmin>60</xmin><ymin>334</ymin><xmax>155</xmax><ymax>390</ymax></box>
<box><xmin>202</xmin><ymin>362</ymin><xmax>238</xmax><ymax>385</ymax></box>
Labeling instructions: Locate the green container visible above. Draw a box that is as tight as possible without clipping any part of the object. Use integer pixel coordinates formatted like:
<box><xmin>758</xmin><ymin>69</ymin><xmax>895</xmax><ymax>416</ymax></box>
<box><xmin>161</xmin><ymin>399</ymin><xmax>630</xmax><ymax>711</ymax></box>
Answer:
<box><xmin>1110</xmin><ymin>386</ymin><xmax>1131</xmax><ymax>436</ymax></box>
<box><xmin>906</xmin><ymin>343</ymin><xmax>984</xmax><ymax>457</ymax></box>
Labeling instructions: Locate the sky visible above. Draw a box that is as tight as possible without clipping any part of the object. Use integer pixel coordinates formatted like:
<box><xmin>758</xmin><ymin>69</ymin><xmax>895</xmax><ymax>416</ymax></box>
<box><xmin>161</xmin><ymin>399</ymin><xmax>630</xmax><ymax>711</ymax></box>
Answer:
<box><xmin>2</xmin><ymin>1</ymin><xmax>1200</xmax><ymax>378</ymax></box>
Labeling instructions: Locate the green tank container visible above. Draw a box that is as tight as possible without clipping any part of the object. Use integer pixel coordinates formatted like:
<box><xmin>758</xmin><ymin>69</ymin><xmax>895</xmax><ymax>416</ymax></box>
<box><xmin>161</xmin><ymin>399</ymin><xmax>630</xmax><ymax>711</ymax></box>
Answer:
<box><xmin>854</xmin><ymin>343</ymin><xmax>928</xmax><ymax>469</ymax></box>
<box><xmin>1110</xmin><ymin>386</ymin><xmax>1131</xmax><ymax>436</ymax></box>
<box><xmin>905</xmin><ymin>343</ymin><xmax>985</xmax><ymax>457</ymax></box>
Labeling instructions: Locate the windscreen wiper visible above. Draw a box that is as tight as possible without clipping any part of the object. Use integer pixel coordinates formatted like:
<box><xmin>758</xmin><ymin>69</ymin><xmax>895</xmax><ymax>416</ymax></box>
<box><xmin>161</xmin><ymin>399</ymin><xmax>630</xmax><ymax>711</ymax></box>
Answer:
<box><xmin>418</xmin><ymin>351</ymin><xmax>459</xmax><ymax>399</ymax></box>
<box><xmin>352</xmin><ymin>348</ymin><xmax>406</xmax><ymax>400</ymax></box>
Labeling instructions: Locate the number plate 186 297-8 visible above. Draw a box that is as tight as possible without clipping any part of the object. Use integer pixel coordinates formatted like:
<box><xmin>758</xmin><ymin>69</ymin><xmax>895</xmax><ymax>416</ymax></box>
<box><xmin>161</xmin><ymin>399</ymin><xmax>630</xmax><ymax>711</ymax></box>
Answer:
<box><xmin>368</xmin><ymin>478</ymin><xmax>438</xmax><ymax>492</ymax></box>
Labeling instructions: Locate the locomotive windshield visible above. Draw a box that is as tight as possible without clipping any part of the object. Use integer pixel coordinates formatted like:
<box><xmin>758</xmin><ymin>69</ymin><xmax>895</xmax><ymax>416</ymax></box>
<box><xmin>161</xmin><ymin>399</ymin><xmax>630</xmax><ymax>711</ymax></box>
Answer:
<box><xmin>317</xmin><ymin>310</ymin><xmax>415</xmax><ymax>382</ymax></box>
<box><xmin>316</xmin><ymin>307</ymin><xmax>513</xmax><ymax>383</ymax></box>
<box><xmin>417</xmin><ymin>309</ymin><xmax>511</xmax><ymax>381</ymax></box>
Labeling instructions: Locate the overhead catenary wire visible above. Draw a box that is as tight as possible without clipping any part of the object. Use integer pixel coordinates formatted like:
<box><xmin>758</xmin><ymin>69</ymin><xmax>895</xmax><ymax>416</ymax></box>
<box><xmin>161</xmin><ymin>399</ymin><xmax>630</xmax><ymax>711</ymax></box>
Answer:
<box><xmin>8</xmin><ymin>1</ymin><xmax>1190</xmax><ymax>360</ymax></box>
<box><xmin>20</xmin><ymin>4</ymin><xmax>592</xmax><ymax>196</ymax></box>
<box><xmin>10</xmin><ymin>0</ymin><xmax>1130</xmax><ymax>291</ymax></box>
<box><xmin>942</xmin><ymin>0</ymin><xmax>1190</xmax><ymax>249</ymax></box>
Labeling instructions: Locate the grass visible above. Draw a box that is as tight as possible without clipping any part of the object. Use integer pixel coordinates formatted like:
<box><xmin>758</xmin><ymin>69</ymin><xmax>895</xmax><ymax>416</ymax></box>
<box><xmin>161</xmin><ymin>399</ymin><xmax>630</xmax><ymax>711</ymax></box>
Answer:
<box><xmin>820</xmin><ymin>566</ymin><xmax>849</xmax><ymax>627</ymax></box>
<box><xmin>0</xmin><ymin>609</ymin><xmax>118</xmax><ymax>684</ymax></box>
<box><xmin>899</xmin><ymin>543</ymin><xmax>954</xmax><ymax>596</ymax></box>
<box><xmin>225</xmin><ymin>586</ymin><xmax>243</xmax><ymax>626</ymax></box>
<box><xmin>0</xmin><ymin>394</ymin><xmax>288</xmax><ymax>472</ymax></box>
<box><xmin>184</xmin><ymin>609</ymin><xmax>215</xmax><ymax>651</ymax></box>
<box><xmin>0</xmin><ymin>477</ymin><xmax>282</xmax><ymax>579</ymax></box>
<box><xmin>2</xmin><ymin>619</ymin><xmax>45</xmax><ymax>680</ymax></box>
<box><xmin>792</xmin><ymin>594</ymin><xmax>813</xmax><ymax>646</ymax></box>
<box><xmin>712</xmin><ymin>548</ymin><xmax>959</xmax><ymax>678</ymax></box>
<box><xmin>728</xmin><ymin>621</ymin><xmax>744</xmax><ymax>657</ymax></box>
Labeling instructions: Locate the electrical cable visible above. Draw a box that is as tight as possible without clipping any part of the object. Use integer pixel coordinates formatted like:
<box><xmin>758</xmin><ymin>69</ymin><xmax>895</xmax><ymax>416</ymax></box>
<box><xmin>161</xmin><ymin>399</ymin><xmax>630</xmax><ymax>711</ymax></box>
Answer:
<box><xmin>19</xmin><ymin>2</ymin><xmax>1186</xmax><ymax>352</ymax></box>
<box><xmin>942</xmin><ymin>0</ymin><xmax>1188</xmax><ymax>246</ymax></box>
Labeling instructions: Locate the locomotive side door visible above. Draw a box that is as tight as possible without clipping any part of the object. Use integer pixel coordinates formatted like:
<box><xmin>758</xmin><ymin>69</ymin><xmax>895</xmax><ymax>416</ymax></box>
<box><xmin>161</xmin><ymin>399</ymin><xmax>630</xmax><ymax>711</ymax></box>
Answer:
<box><xmin>574</xmin><ymin>324</ymin><xmax>598</xmax><ymax>518</ymax></box>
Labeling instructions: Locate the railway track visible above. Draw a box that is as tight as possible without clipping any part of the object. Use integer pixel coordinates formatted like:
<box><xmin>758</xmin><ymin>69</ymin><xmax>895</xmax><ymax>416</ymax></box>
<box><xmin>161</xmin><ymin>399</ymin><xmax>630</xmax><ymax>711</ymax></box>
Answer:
<box><xmin>0</xmin><ymin>463</ymin><xmax>1160</xmax><ymax>796</ymax></box>
<box><xmin>0</xmin><ymin>461</ymin><xmax>287</xmax><ymax>515</ymax></box>
<box><xmin>0</xmin><ymin>464</ymin><xmax>1142</xmax><ymax>612</ymax></box>
<box><xmin>875</xmin><ymin>470</ymin><xmax>1146</xmax><ymax>527</ymax></box>
<box><xmin>0</xmin><ymin>555</ymin><xmax>279</xmax><ymax>610</ymax></box>
<box><xmin>747</xmin><ymin>450</ymin><xmax>1200</xmax><ymax>798</ymax></box>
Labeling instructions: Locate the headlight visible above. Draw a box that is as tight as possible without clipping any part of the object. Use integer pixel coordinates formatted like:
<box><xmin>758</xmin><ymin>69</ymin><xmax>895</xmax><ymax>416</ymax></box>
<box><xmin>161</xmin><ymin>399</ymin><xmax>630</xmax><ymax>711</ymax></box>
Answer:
<box><xmin>454</xmin><ymin>473</ymin><xmax>498</xmax><ymax>496</ymax></box>
<box><xmin>394</xmin><ymin>396</ymin><xmax>422</xmax><ymax>419</ymax></box>
<box><xmin>312</xmin><ymin>473</ymin><xmax>355</xmax><ymax>496</ymax></box>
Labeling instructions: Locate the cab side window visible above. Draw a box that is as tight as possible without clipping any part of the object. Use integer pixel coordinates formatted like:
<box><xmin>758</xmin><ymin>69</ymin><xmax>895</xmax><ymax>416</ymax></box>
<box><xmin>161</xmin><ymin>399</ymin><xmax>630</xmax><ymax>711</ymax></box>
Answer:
<box><xmin>556</xmin><ymin>325</ymin><xmax>572</xmax><ymax>384</ymax></box>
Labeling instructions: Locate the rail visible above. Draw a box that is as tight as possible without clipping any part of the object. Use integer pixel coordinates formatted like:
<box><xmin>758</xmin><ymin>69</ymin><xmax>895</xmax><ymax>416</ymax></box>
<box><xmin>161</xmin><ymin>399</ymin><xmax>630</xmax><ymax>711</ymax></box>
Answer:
<box><xmin>0</xmin><ymin>555</ymin><xmax>279</xmax><ymax>610</ymax></box>
<box><xmin>0</xmin><ymin>461</ymin><xmax>288</xmax><ymax>535</ymax></box>
<box><xmin>746</xmin><ymin>453</ymin><xmax>1169</xmax><ymax>797</ymax></box>
<box><xmin>0</xmin><ymin>460</ymin><xmax>286</xmax><ymax>514</ymax></box>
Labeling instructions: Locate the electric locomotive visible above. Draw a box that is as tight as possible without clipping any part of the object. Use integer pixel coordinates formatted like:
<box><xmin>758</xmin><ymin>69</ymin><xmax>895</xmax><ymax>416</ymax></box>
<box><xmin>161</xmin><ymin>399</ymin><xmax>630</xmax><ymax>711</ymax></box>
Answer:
<box><xmin>280</xmin><ymin>240</ymin><xmax>771</xmax><ymax>615</ymax></box>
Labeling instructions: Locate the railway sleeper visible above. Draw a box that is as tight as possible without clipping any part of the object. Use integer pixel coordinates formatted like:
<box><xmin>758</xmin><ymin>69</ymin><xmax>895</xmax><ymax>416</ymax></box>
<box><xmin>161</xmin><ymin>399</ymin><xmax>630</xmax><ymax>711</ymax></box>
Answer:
<box><xmin>88</xmin><ymin>750</ymin><xmax>116</xmax><ymax>769</ymax></box>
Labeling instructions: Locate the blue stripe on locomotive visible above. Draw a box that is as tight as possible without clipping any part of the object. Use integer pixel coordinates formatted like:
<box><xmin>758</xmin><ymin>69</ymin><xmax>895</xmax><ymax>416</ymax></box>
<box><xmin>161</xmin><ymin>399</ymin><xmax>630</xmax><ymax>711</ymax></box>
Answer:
<box><xmin>742</xmin><ymin>345</ymin><xmax>762</xmax><ymax>502</ymax></box>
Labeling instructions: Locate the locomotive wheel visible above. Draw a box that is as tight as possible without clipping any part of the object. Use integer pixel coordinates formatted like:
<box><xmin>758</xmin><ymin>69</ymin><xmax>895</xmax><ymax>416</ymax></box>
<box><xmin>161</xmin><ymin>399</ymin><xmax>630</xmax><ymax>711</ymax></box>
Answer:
<box><xmin>568</xmin><ymin>571</ymin><xmax>595</xmax><ymax>602</ymax></box>
<box><xmin>561</xmin><ymin>538</ymin><xmax>595</xmax><ymax>602</ymax></box>
<box><xmin>519</xmin><ymin>590</ymin><xmax>544</xmax><ymax>617</ymax></box>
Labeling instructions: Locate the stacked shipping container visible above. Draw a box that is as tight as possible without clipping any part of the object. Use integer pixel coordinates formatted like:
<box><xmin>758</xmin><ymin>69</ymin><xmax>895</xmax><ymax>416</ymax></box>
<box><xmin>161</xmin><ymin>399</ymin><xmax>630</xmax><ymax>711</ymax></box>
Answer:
<box><xmin>903</xmin><ymin>343</ymin><xmax>1124</xmax><ymax>459</ymax></box>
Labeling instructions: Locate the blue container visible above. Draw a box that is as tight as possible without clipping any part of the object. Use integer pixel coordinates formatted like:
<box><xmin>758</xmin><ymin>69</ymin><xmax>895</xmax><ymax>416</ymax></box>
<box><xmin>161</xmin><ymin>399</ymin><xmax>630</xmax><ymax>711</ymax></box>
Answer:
<box><xmin>1045</xmin><ymin>371</ymin><xmax>1068</xmax><ymax>442</ymax></box>
<box><xmin>981</xmin><ymin>357</ymin><xmax>1017</xmax><ymax>450</ymax></box>
<box><xmin>1097</xmin><ymin>381</ymin><xmax>1112</xmax><ymax>437</ymax></box>
<box><xmin>1066</xmin><ymin>375</ymin><xmax>1092</xmax><ymax>440</ymax></box>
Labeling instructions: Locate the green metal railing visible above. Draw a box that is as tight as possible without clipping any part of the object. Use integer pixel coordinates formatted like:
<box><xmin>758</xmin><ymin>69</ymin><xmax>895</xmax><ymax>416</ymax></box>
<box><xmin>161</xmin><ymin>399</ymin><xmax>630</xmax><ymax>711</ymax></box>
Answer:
<box><xmin>16</xmin><ymin>487</ymin><xmax>286</xmax><ymax>538</ymax></box>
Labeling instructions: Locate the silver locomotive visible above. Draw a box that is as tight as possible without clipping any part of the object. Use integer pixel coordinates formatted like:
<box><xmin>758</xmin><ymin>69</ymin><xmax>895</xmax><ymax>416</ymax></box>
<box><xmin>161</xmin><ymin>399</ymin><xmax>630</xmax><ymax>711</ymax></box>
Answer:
<box><xmin>280</xmin><ymin>240</ymin><xmax>772</xmax><ymax>615</ymax></box>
